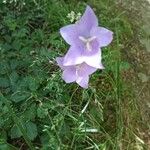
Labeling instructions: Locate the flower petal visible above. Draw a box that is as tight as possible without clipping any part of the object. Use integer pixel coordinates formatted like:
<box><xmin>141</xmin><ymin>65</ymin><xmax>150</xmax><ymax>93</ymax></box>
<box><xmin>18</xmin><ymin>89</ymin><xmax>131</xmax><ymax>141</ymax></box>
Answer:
<box><xmin>62</xmin><ymin>67</ymin><xmax>77</xmax><ymax>83</ymax></box>
<box><xmin>84</xmin><ymin>49</ymin><xmax>104</xmax><ymax>69</ymax></box>
<box><xmin>56</xmin><ymin>57</ymin><xmax>65</xmax><ymax>70</ymax></box>
<box><xmin>78</xmin><ymin>63</ymin><xmax>97</xmax><ymax>76</ymax></box>
<box><xmin>76</xmin><ymin>75</ymin><xmax>89</xmax><ymax>89</ymax></box>
<box><xmin>91</xmin><ymin>27</ymin><xmax>113</xmax><ymax>47</ymax></box>
<box><xmin>78</xmin><ymin>6</ymin><xmax>98</xmax><ymax>34</ymax></box>
<box><xmin>60</xmin><ymin>24</ymin><xmax>80</xmax><ymax>46</ymax></box>
<box><xmin>63</xmin><ymin>46</ymin><xmax>84</xmax><ymax>66</ymax></box>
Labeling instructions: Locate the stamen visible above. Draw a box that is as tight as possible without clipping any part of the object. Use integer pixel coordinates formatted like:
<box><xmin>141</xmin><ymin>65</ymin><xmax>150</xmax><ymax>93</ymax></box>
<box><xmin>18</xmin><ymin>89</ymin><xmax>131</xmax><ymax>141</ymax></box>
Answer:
<box><xmin>79</xmin><ymin>36</ymin><xmax>87</xmax><ymax>43</ymax></box>
<box><xmin>88</xmin><ymin>36</ymin><xmax>96</xmax><ymax>42</ymax></box>
<box><xmin>79</xmin><ymin>36</ymin><xmax>97</xmax><ymax>51</ymax></box>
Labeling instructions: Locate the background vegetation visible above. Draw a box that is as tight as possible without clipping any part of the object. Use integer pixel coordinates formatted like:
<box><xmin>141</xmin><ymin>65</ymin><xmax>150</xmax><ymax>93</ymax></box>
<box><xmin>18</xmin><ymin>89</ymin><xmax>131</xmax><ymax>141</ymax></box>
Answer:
<box><xmin>0</xmin><ymin>0</ymin><xmax>149</xmax><ymax>149</ymax></box>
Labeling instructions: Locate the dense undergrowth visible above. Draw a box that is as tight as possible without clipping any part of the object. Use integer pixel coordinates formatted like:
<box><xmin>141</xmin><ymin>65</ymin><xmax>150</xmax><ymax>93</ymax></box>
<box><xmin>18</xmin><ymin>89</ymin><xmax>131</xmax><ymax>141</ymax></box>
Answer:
<box><xmin>0</xmin><ymin>0</ymin><xmax>148</xmax><ymax>149</ymax></box>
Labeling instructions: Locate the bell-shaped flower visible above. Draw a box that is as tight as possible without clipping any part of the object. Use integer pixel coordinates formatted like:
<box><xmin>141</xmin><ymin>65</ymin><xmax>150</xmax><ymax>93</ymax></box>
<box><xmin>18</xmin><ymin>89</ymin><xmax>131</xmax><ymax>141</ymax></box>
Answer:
<box><xmin>63</xmin><ymin>46</ymin><xmax>104</xmax><ymax>69</ymax></box>
<box><xmin>60</xmin><ymin>5</ymin><xmax>113</xmax><ymax>67</ymax></box>
<box><xmin>56</xmin><ymin>57</ymin><xmax>100</xmax><ymax>88</ymax></box>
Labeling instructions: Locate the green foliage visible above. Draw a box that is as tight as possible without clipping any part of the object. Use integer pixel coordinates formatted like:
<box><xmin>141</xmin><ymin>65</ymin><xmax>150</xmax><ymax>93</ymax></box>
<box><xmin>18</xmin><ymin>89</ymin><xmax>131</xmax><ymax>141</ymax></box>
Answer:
<box><xmin>10</xmin><ymin>125</ymin><xmax>22</xmax><ymax>139</ymax></box>
<box><xmin>10</xmin><ymin>121</ymin><xmax>37</xmax><ymax>141</ymax></box>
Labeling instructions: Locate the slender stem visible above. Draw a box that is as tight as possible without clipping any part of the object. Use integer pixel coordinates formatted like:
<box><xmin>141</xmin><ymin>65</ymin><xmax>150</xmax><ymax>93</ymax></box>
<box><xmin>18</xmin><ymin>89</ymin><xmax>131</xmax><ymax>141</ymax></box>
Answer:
<box><xmin>0</xmin><ymin>93</ymin><xmax>35</xmax><ymax>150</ymax></box>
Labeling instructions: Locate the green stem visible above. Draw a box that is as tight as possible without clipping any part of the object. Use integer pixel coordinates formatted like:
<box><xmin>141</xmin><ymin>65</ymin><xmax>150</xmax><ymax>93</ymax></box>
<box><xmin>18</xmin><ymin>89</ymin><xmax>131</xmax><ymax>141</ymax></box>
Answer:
<box><xmin>0</xmin><ymin>93</ymin><xmax>35</xmax><ymax>150</ymax></box>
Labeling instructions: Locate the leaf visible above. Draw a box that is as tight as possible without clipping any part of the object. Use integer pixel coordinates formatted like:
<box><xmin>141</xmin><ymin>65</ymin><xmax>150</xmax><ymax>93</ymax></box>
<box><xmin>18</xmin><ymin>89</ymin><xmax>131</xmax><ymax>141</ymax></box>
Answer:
<box><xmin>0</xmin><ymin>78</ymin><xmax>10</xmax><ymax>88</ymax></box>
<box><xmin>12</xmin><ymin>40</ymin><xmax>22</xmax><ymax>50</ymax></box>
<box><xmin>12</xmin><ymin>28</ymin><xmax>29</xmax><ymax>38</ymax></box>
<box><xmin>2</xmin><ymin>43</ymin><xmax>12</xmax><ymax>51</ymax></box>
<box><xmin>37</xmin><ymin>107</ymin><xmax>48</xmax><ymax>119</ymax></box>
<box><xmin>26</xmin><ymin>76</ymin><xmax>39</xmax><ymax>92</ymax></box>
<box><xmin>25</xmin><ymin>121</ymin><xmax>38</xmax><ymax>141</ymax></box>
<box><xmin>10</xmin><ymin>125</ymin><xmax>22</xmax><ymax>139</ymax></box>
<box><xmin>0</xmin><ymin>144</ymin><xmax>10</xmax><ymax>150</ymax></box>
<box><xmin>10</xmin><ymin>59</ymin><xmax>20</xmax><ymax>70</ymax></box>
<box><xmin>0</xmin><ymin>61</ymin><xmax>9</xmax><ymax>75</ymax></box>
<box><xmin>0</xmin><ymin>130</ymin><xmax>7</xmax><ymax>140</ymax></box>
<box><xmin>11</xmin><ymin>91</ymin><xmax>30</xmax><ymax>103</ymax></box>
<box><xmin>4</xmin><ymin>15</ymin><xmax>17</xmax><ymax>31</ymax></box>
<box><xmin>40</xmin><ymin>133</ymin><xmax>49</xmax><ymax>145</ymax></box>
<box><xmin>10</xmin><ymin>122</ymin><xmax>38</xmax><ymax>141</ymax></box>
<box><xmin>9</xmin><ymin>71</ymin><xmax>19</xmax><ymax>85</ymax></box>
<box><xmin>17</xmin><ymin>77</ymin><xmax>29</xmax><ymax>91</ymax></box>
<box><xmin>21</xmin><ymin>104</ymin><xmax>37</xmax><ymax>121</ymax></box>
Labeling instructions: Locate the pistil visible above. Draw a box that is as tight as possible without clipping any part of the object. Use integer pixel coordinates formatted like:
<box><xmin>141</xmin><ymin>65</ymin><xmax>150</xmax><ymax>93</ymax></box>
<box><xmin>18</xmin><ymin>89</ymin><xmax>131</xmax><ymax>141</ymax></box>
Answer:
<box><xmin>79</xmin><ymin>36</ymin><xmax>96</xmax><ymax>51</ymax></box>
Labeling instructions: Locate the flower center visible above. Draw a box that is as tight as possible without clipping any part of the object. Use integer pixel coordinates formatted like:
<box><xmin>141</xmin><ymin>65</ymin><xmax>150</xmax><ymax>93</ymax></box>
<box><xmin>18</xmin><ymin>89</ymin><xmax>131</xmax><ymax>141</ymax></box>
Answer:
<box><xmin>79</xmin><ymin>36</ymin><xmax>96</xmax><ymax>51</ymax></box>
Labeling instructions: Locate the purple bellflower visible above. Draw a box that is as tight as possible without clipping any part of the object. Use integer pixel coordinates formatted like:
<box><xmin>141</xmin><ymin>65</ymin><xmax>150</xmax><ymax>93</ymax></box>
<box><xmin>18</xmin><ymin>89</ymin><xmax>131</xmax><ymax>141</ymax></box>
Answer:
<box><xmin>56</xmin><ymin>5</ymin><xmax>113</xmax><ymax>88</ymax></box>
<box><xmin>56</xmin><ymin>57</ymin><xmax>98</xmax><ymax>88</ymax></box>
<box><xmin>60</xmin><ymin>6</ymin><xmax>113</xmax><ymax>68</ymax></box>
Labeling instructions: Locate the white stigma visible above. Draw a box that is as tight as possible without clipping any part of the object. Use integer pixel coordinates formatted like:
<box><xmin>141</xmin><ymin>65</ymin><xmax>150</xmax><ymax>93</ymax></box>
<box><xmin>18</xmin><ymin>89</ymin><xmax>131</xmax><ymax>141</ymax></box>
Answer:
<box><xmin>79</xmin><ymin>36</ymin><xmax>96</xmax><ymax>51</ymax></box>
